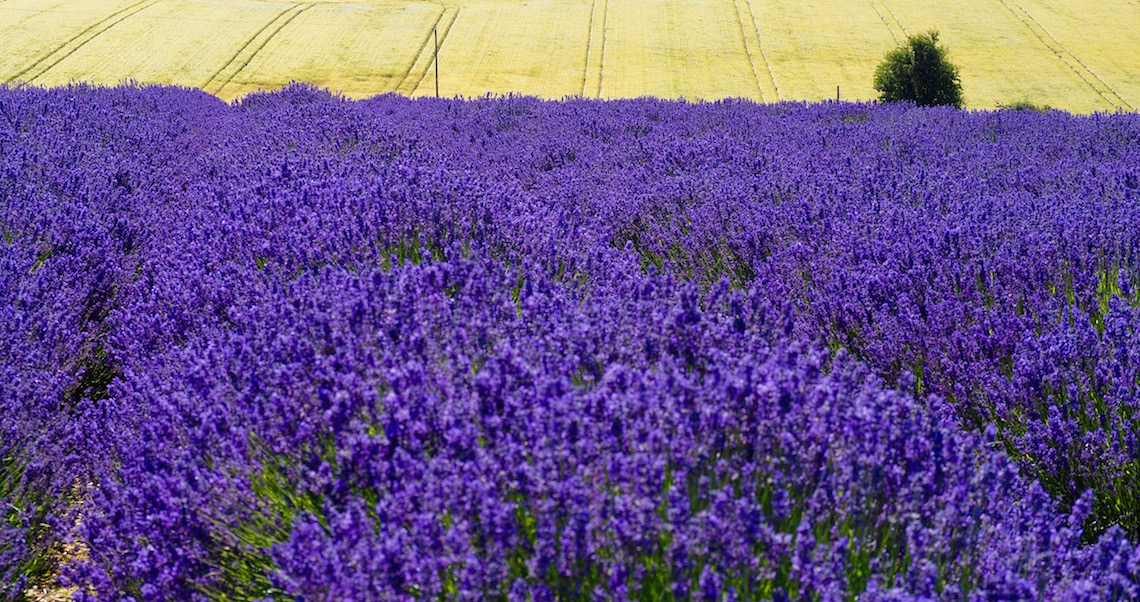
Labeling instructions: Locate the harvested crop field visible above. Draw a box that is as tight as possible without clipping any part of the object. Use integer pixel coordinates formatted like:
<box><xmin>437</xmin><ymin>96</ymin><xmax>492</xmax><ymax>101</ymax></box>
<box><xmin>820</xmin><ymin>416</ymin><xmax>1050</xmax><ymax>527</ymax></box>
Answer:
<box><xmin>1</xmin><ymin>0</ymin><xmax>1139</xmax><ymax>111</ymax></box>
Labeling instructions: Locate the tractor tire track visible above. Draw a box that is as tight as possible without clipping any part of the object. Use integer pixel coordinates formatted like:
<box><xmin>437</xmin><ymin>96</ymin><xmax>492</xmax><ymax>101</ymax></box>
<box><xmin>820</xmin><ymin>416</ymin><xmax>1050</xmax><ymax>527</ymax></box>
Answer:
<box><xmin>875</xmin><ymin>0</ymin><xmax>908</xmax><ymax>37</ymax></box>
<box><xmin>202</xmin><ymin>3</ymin><xmax>303</xmax><ymax>93</ymax></box>
<box><xmin>594</xmin><ymin>0</ymin><xmax>609</xmax><ymax>98</ymax></box>
<box><xmin>730</xmin><ymin>0</ymin><xmax>765</xmax><ymax>102</ymax></box>
<box><xmin>207</xmin><ymin>3</ymin><xmax>314</xmax><ymax>98</ymax></box>
<box><xmin>5</xmin><ymin>0</ymin><xmax>162</xmax><ymax>85</ymax></box>
<box><xmin>866</xmin><ymin>0</ymin><xmax>904</xmax><ymax>45</ymax></box>
<box><xmin>739</xmin><ymin>0</ymin><xmax>779</xmax><ymax>101</ymax></box>
<box><xmin>409</xmin><ymin>8</ymin><xmax>459</xmax><ymax>96</ymax></box>
<box><xmin>998</xmin><ymin>0</ymin><xmax>1133</xmax><ymax>110</ymax></box>
<box><xmin>393</xmin><ymin>6</ymin><xmax>448</xmax><ymax>94</ymax></box>
<box><xmin>580</xmin><ymin>0</ymin><xmax>599</xmax><ymax>97</ymax></box>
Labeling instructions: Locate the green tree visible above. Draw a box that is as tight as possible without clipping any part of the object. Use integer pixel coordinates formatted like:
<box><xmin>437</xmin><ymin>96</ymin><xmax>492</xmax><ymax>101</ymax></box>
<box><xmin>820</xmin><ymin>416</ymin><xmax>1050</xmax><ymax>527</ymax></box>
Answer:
<box><xmin>873</xmin><ymin>30</ymin><xmax>964</xmax><ymax>108</ymax></box>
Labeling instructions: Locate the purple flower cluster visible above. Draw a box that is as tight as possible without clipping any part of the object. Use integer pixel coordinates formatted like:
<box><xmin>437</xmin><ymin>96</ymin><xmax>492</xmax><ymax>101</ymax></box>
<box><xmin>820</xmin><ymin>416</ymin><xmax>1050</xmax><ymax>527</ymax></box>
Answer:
<box><xmin>1</xmin><ymin>83</ymin><xmax>1138</xmax><ymax>600</ymax></box>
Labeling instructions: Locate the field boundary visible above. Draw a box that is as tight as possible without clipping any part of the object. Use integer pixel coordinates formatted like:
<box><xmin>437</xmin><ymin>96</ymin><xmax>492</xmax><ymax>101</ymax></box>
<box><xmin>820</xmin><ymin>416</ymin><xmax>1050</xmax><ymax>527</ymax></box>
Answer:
<box><xmin>207</xmin><ymin>3</ymin><xmax>314</xmax><ymax>98</ymax></box>
<box><xmin>408</xmin><ymin>7</ymin><xmax>459</xmax><ymax>96</ymax></box>
<box><xmin>5</xmin><ymin>0</ymin><xmax>162</xmax><ymax>85</ymax></box>
<box><xmin>997</xmin><ymin>0</ymin><xmax>1133</xmax><ymax>111</ymax></box>
<box><xmin>739</xmin><ymin>0</ymin><xmax>779</xmax><ymax>101</ymax></box>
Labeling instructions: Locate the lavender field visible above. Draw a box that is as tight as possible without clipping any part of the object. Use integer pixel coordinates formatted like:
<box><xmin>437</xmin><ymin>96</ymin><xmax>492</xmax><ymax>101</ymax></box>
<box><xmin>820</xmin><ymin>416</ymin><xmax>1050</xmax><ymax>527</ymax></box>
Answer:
<box><xmin>2</xmin><ymin>84</ymin><xmax>1139</xmax><ymax>600</ymax></box>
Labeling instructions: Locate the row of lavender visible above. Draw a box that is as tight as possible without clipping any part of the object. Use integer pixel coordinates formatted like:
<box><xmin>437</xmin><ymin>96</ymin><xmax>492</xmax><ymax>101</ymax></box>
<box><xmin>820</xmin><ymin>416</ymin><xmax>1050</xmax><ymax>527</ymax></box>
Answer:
<box><xmin>1</xmin><ymin>84</ymin><xmax>1138</xmax><ymax>599</ymax></box>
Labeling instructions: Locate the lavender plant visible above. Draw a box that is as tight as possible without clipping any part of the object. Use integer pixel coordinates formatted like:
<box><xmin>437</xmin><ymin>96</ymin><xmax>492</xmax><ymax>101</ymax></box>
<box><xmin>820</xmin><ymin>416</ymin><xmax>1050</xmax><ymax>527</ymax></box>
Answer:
<box><xmin>1</xmin><ymin>83</ymin><xmax>1138</xmax><ymax>600</ymax></box>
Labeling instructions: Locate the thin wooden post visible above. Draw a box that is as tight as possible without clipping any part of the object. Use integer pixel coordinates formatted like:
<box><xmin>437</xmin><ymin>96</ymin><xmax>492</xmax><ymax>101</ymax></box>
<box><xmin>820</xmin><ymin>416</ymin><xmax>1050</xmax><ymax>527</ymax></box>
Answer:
<box><xmin>434</xmin><ymin>28</ymin><xmax>439</xmax><ymax>98</ymax></box>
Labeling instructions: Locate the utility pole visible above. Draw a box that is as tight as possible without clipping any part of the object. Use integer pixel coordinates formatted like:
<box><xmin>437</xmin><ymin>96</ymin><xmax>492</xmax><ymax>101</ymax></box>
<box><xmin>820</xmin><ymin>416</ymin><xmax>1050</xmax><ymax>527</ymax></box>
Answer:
<box><xmin>434</xmin><ymin>27</ymin><xmax>439</xmax><ymax>98</ymax></box>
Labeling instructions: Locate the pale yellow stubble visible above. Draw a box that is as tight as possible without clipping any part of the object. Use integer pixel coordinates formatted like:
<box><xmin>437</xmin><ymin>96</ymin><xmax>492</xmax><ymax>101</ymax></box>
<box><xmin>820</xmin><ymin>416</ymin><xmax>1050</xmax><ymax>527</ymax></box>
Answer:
<box><xmin>750</xmin><ymin>0</ymin><xmax>900</xmax><ymax>103</ymax></box>
<box><xmin>599</xmin><ymin>0</ymin><xmax>760</xmax><ymax>101</ymax></box>
<box><xmin>26</xmin><ymin>0</ymin><xmax>294</xmax><ymax>93</ymax></box>
<box><xmin>1</xmin><ymin>0</ymin><xmax>143</xmax><ymax>84</ymax></box>
<box><xmin>868</xmin><ymin>0</ymin><xmax>1122</xmax><ymax>112</ymax></box>
<box><xmin>223</xmin><ymin>1</ymin><xmax>442</xmax><ymax>100</ymax></box>
<box><xmin>408</xmin><ymin>0</ymin><xmax>592</xmax><ymax>100</ymax></box>
<box><xmin>1003</xmin><ymin>0</ymin><xmax>1140</xmax><ymax>112</ymax></box>
<box><xmin>0</xmin><ymin>0</ymin><xmax>1137</xmax><ymax>112</ymax></box>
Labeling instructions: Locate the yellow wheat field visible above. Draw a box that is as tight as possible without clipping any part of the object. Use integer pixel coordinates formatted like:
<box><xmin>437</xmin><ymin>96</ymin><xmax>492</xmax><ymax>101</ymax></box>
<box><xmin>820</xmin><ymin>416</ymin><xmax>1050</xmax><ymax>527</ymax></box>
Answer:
<box><xmin>1</xmin><ymin>0</ymin><xmax>1137</xmax><ymax>112</ymax></box>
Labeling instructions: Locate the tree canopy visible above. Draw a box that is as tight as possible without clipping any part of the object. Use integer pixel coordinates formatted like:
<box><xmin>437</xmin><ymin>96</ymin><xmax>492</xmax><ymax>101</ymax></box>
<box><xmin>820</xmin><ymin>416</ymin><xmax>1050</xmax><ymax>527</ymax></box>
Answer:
<box><xmin>874</xmin><ymin>30</ymin><xmax>964</xmax><ymax>108</ymax></box>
